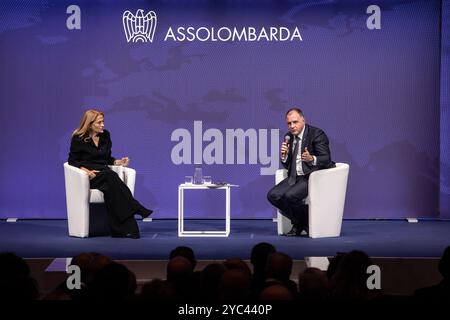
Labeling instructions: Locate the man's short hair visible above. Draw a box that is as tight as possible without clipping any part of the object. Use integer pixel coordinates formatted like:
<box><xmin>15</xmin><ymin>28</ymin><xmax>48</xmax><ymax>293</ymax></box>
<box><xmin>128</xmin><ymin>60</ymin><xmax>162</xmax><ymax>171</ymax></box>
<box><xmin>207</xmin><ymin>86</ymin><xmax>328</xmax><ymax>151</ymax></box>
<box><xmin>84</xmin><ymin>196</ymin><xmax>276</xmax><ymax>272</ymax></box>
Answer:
<box><xmin>285</xmin><ymin>108</ymin><xmax>304</xmax><ymax>117</ymax></box>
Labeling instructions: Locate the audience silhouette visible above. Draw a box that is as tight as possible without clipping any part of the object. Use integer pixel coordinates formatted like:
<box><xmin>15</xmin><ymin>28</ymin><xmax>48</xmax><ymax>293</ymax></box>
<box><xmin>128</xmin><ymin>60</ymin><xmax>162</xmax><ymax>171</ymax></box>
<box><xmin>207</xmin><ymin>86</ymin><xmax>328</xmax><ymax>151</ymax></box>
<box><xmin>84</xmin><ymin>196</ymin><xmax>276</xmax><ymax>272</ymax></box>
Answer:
<box><xmin>1</xmin><ymin>244</ymin><xmax>449</xmax><ymax>302</ymax></box>
<box><xmin>414</xmin><ymin>246</ymin><xmax>450</xmax><ymax>300</ymax></box>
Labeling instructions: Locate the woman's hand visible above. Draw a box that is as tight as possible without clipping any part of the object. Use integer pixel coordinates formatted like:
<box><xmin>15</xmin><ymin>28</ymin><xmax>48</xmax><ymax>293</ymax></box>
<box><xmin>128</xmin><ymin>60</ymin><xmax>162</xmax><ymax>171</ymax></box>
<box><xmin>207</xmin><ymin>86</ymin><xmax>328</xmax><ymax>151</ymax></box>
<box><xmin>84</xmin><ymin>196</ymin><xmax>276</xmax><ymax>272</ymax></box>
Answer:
<box><xmin>114</xmin><ymin>157</ymin><xmax>130</xmax><ymax>167</ymax></box>
<box><xmin>80</xmin><ymin>167</ymin><xmax>99</xmax><ymax>180</ymax></box>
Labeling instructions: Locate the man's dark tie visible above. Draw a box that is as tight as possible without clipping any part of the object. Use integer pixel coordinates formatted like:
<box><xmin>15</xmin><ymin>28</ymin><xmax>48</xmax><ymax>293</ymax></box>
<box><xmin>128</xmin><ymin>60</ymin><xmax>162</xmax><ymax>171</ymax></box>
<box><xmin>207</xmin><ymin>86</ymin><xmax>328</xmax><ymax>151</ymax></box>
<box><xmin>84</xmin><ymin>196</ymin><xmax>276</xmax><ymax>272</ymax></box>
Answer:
<box><xmin>288</xmin><ymin>136</ymin><xmax>300</xmax><ymax>186</ymax></box>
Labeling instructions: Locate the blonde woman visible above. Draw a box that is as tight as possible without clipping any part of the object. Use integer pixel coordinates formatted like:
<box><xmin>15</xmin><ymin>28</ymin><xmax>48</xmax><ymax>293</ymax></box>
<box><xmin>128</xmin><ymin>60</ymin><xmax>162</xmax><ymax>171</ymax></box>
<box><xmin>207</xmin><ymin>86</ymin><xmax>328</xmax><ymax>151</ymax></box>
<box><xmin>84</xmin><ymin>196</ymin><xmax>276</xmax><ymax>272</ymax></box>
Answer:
<box><xmin>68</xmin><ymin>109</ymin><xmax>152</xmax><ymax>239</ymax></box>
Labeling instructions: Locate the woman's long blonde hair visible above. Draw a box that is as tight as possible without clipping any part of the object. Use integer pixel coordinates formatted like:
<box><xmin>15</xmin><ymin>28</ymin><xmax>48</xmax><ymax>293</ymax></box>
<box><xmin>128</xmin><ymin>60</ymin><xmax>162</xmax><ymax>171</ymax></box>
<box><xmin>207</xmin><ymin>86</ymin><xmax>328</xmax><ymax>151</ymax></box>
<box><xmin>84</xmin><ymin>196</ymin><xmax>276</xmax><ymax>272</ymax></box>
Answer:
<box><xmin>72</xmin><ymin>109</ymin><xmax>104</xmax><ymax>139</ymax></box>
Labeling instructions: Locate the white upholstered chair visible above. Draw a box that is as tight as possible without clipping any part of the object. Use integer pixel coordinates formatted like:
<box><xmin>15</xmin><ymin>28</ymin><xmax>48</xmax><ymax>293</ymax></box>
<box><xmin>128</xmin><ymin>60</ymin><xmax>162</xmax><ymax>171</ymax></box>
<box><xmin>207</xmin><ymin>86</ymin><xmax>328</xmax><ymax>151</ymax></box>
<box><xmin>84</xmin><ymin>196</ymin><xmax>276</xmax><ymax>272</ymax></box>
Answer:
<box><xmin>63</xmin><ymin>162</ymin><xmax>136</xmax><ymax>238</ymax></box>
<box><xmin>275</xmin><ymin>163</ymin><xmax>349</xmax><ymax>238</ymax></box>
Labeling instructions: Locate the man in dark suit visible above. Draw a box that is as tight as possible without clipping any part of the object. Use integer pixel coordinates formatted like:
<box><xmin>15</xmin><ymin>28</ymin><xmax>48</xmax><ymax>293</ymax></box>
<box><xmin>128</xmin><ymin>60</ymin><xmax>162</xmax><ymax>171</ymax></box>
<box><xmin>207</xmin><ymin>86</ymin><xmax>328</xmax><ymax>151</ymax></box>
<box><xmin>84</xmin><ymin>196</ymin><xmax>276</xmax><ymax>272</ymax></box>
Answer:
<box><xmin>267</xmin><ymin>108</ymin><xmax>335</xmax><ymax>236</ymax></box>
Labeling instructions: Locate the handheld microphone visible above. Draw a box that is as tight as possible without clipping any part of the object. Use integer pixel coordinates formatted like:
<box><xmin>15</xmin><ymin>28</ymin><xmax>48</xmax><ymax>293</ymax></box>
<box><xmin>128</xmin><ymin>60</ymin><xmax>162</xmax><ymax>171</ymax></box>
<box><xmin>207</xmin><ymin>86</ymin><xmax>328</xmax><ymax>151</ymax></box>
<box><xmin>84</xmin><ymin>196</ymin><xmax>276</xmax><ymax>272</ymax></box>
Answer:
<box><xmin>284</xmin><ymin>135</ymin><xmax>291</xmax><ymax>144</ymax></box>
<box><xmin>282</xmin><ymin>134</ymin><xmax>291</xmax><ymax>159</ymax></box>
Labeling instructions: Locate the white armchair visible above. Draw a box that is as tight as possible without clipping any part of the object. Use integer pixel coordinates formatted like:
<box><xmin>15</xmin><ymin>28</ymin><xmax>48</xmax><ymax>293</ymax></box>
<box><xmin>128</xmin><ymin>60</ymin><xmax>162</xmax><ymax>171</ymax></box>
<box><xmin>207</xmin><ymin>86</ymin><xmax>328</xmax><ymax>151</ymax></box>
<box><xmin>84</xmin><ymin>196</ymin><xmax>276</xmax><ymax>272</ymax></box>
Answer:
<box><xmin>275</xmin><ymin>163</ymin><xmax>349</xmax><ymax>238</ymax></box>
<box><xmin>63</xmin><ymin>162</ymin><xmax>136</xmax><ymax>238</ymax></box>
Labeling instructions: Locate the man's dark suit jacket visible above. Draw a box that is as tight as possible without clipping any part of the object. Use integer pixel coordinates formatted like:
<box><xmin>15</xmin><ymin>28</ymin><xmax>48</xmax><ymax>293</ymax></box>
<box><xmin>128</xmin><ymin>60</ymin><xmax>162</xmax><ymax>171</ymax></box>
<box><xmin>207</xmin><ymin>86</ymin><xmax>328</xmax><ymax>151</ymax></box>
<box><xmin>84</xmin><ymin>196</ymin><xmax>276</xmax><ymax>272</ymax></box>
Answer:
<box><xmin>282</xmin><ymin>124</ymin><xmax>335</xmax><ymax>178</ymax></box>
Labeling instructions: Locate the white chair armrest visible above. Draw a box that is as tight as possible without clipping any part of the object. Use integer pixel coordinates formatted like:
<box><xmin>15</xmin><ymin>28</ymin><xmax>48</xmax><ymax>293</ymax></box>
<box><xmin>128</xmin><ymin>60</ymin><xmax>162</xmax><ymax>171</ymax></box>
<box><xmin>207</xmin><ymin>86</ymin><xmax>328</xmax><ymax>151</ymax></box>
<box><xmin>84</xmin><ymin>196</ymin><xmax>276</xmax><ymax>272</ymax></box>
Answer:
<box><xmin>64</xmin><ymin>163</ymin><xmax>90</xmax><ymax>204</ymax></box>
<box><xmin>308</xmin><ymin>163</ymin><xmax>349</xmax><ymax>238</ymax></box>
<box><xmin>122</xmin><ymin>167</ymin><xmax>136</xmax><ymax>196</ymax></box>
<box><xmin>63</xmin><ymin>162</ymin><xmax>90</xmax><ymax>237</ymax></box>
<box><xmin>308</xmin><ymin>163</ymin><xmax>349</xmax><ymax>210</ymax></box>
<box><xmin>275</xmin><ymin>169</ymin><xmax>288</xmax><ymax>184</ymax></box>
<box><xmin>108</xmin><ymin>165</ymin><xmax>136</xmax><ymax>196</ymax></box>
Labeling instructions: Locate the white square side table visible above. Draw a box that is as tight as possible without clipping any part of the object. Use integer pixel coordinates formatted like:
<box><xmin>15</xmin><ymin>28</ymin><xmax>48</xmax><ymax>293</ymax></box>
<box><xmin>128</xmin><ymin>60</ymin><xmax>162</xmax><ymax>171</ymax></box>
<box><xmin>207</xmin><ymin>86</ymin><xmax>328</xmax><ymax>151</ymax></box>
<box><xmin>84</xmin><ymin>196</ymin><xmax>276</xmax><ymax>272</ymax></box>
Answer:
<box><xmin>178</xmin><ymin>183</ymin><xmax>237</xmax><ymax>237</ymax></box>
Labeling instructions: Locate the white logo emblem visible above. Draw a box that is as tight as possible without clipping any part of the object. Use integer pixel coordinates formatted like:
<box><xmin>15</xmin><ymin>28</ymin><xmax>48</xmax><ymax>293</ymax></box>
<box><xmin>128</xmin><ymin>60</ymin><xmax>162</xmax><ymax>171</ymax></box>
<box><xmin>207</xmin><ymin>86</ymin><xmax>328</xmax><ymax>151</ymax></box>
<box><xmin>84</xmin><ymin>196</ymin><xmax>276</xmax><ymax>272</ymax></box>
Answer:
<box><xmin>122</xmin><ymin>9</ymin><xmax>157</xmax><ymax>43</ymax></box>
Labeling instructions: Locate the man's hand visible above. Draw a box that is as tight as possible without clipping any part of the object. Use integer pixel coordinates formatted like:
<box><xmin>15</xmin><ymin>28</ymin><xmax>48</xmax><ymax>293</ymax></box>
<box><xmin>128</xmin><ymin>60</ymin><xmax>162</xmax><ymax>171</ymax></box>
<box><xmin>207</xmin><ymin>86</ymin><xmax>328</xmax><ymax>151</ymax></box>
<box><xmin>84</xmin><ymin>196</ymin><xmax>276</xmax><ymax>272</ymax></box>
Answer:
<box><xmin>114</xmin><ymin>157</ymin><xmax>130</xmax><ymax>167</ymax></box>
<box><xmin>301</xmin><ymin>147</ymin><xmax>314</xmax><ymax>162</ymax></box>
<box><xmin>281</xmin><ymin>142</ymin><xmax>290</xmax><ymax>159</ymax></box>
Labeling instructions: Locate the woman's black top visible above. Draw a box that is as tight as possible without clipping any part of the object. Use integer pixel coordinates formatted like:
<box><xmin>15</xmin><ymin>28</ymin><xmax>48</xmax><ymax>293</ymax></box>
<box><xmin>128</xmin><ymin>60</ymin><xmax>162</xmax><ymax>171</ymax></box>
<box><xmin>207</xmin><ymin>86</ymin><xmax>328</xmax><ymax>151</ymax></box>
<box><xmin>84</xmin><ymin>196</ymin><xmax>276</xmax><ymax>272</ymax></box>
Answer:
<box><xmin>68</xmin><ymin>130</ymin><xmax>115</xmax><ymax>171</ymax></box>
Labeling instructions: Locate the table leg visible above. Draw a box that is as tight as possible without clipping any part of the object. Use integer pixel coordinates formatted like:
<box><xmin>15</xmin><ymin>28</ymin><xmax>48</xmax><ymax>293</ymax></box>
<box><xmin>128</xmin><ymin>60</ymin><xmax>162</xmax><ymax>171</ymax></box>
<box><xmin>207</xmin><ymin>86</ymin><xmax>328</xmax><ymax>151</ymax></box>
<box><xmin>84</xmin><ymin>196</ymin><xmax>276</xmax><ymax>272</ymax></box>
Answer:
<box><xmin>178</xmin><ymin>187</ymin><xmax>184</xmax><ymax>236</ymax></box>
<box><xmin>226</xmin><ymin>186</ymin><xmax>230</xmax><ymax>236</ymax></box>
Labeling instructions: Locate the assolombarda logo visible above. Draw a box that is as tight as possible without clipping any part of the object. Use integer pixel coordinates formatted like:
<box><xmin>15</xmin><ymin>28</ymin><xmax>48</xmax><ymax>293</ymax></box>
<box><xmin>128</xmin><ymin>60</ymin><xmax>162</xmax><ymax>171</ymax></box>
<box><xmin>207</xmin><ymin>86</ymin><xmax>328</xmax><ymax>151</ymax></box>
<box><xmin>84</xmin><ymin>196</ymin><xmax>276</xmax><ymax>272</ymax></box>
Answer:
<box><xmin>122</xmin><ymin>9</ymin><xmax>157</xmax><ymax>43</ymax></box>
<box><xmin>122</xmin><ymin>9</ymin><xmax>304</xmax><ymax>43</ymax></box>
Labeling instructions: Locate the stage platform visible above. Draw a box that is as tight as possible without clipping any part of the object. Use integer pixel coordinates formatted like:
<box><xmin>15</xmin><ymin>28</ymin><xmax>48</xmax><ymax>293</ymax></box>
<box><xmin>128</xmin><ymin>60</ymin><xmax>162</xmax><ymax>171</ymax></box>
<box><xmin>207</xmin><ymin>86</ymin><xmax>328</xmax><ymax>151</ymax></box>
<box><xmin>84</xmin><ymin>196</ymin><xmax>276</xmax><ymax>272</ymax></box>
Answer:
<box><xmin>0</xmin><ymin>219</ymin><xmax>449</xmax><ymax>260</ymax></box>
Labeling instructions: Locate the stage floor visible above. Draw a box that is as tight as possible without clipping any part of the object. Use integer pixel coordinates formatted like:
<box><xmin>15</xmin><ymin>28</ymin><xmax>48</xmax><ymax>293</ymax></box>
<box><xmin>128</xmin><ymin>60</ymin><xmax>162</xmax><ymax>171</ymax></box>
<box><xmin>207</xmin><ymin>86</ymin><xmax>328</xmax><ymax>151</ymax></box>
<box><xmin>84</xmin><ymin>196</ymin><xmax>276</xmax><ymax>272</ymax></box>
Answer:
<box><xmin>0</xmin><ymin>219</ymin><xmax>449</xmax><ymax>259</ymax></box>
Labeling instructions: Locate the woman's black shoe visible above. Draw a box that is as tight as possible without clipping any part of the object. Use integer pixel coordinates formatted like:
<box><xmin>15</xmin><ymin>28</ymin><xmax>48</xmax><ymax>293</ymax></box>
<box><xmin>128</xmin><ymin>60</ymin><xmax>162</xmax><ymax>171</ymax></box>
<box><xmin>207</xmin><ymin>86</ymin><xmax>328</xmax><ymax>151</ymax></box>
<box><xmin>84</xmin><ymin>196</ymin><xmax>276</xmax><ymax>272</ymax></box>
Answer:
<box><xmin>112</xmin><ymin>232</ymin><xmax>140</xmax><ymax>239</ymax></box>
<box><xmin>139</xmin><ymin>208</ymin><xmax>153</xmax><ymax>219</ymax></box>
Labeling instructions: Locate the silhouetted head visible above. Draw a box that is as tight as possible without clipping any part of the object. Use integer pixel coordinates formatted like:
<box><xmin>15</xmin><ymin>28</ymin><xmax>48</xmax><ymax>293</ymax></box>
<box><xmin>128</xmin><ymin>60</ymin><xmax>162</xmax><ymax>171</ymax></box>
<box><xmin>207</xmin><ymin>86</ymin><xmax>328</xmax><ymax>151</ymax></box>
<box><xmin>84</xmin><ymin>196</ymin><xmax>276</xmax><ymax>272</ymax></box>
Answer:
<box><xmin>0</xmin><ymin>252</ymin><xmax>31</xmax><ymax>277</ymax></box>
<box><xmin>260</xmin><ymin>284</ymin><xmax>294</xmax><ymax>300</ymax></box>
<box><xmin>202</xmin><ymin>263</ymin><xmax>226</xmax><ymax>288</ymax></box>
<box><xmin>167</xmin><ymin>256</ymin><xmax>193</xmax><ymax>283</ymax></box>
<box><xmin>218</xmin><ymin>269</ymin><xmax>251</xmax><ymax>301</ymax></box>
<box><xmin>266</xmin><ymin>252</ymin><xmax>293</xmax><ymax>281</ymax></box>
<box><xmin>438</xmin><ymin>246</ymin><xmax>450</xmax><ymax>279</ymax></box>
<box><xmin>0</xmin><ymin>253</ymin><xmax>38</xmax><ymax>300</ymax></box>
<box><xmin>139</xmin><ymin>279</ymin><xmax>177</xmax><ymax>300</ymax></box>
<box><xmin>250</xmin><ymin>242</ymin><xmax>276</xmax><ymax>272</ymax></box>
<box><xmin>223</xmin><ymin>258</ymin><xmax>251</xmax><ymax>277</ymax></box>
<box><xmin>89</xmin><ymin>262</ymin><xmax>136</xmax><ymax>300</ymax></box>
<box><xmin>169</xmin><ymin>246</ymin><xmax>197</xmax><ymax>270</ymax></box>
<box><xmin>326</xmin><ymin>252</ymin><xmax>346</xmax><ymax>280</ymax></box>
<box><xmin>298</xmin><ymin>267</ymin><xmax>330</xmax><ymax>299</ymax></box>
<box><xmin>200</xmin><ymin>263</ymin><xmax>227</xmax><ymax>302</ymax></box>
<box><xmin>74</xmin><ymin>252</ymin><xmax>112</xmax><ymax>285</ymax></box>
<box><xmin>70</xmin><ymin>252</ymin><xmax>95</xmax><ymax>284</ymax></box>
<box><xmin>331</xmin><ymin>250</ymin><xmax>373</xmax><ymax>300</ymax></box>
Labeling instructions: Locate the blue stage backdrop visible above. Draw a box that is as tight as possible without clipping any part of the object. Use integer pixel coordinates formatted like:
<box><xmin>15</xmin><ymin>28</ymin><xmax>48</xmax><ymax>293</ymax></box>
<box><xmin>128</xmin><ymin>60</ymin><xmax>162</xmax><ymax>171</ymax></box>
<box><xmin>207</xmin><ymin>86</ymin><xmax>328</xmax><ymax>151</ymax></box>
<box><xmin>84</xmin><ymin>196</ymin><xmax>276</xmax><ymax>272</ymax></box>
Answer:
<box><xmin>0</xmin><ymin>0</ymin><xmax>445</xmax><ymax>219</ymax></box>
<box><xmin>441</xmin><ymin>0</ymin><xmax>450</xmax><ymax>220</ymax></box>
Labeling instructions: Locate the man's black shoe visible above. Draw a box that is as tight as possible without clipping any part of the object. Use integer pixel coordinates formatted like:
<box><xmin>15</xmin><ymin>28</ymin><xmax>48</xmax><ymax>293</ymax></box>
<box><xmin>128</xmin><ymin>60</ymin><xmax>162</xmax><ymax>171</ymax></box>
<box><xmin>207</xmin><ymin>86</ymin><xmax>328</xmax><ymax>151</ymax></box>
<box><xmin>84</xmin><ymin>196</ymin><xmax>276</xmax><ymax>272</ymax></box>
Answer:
<box><xmin>284</xmin><ymin>225</ymin><xmax>301</xmax><ymax>237</ymax></box>
<box><xmin>299</xmin><ymin>230</ymin><xmax>309</xmax><ymax>237</ymax></box>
